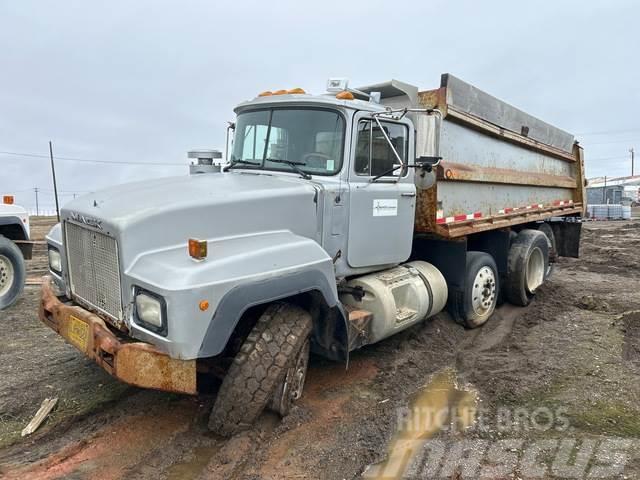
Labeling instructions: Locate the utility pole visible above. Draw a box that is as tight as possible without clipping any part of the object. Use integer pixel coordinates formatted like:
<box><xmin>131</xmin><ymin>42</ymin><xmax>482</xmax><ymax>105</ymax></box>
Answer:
<box><xmin>34</xmin><ymin>187</ymin><xmax>39</xmax><ymax>216</ymax></box>
<box><xmin>631</xmin><ymin>147</ymin><xmax>635</xmax><ymax>177</ymax></box>
<box><xmin>49</xmin><ymin>141</ymin><xmax>60</xmax><ymax>221</ymax></box>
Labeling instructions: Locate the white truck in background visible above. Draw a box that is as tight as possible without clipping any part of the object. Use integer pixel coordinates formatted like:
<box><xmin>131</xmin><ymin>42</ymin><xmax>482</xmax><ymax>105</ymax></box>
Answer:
<box><xmin>0</xmin><ymin>196</ymin><xmax>31</xmax><ymax>309</ymax></box>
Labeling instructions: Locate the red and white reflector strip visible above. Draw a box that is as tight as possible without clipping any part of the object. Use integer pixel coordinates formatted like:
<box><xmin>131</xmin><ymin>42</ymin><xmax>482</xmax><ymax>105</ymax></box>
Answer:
<box><xmin>436</xmin><ymin>211</ymin><xmax>482</xmax><ymax>224</ymax></box>
<box><xmin>499</xmin><ymin>200</ymin><xmax>573</xmax><ymax>215</ymax></box>
<box><xmin>436</xmin><ymin>199</ymin><xmax>575</xmax><ymax>226</ymax></box>
<box><xmin>553</xmin><ymin>200</ymin><xmax>574</xmax><ymax>207</ymax></box>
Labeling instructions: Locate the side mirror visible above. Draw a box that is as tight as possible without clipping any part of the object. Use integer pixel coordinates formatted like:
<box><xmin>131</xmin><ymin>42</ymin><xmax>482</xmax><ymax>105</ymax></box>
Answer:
<box><xmin>225</xmin><ymin>121</ymin><xmax>236</xmax><ymax>163</ymax></box>
<box><xmin>414</xmin><ymin>111</ymin><xmax>441</xmax><ymax>190</ymax></box>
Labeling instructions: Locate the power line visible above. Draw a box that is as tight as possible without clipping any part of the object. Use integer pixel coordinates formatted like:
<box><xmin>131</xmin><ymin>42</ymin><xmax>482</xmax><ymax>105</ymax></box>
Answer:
<box><xmin>584</xmin><ymin>156</ymin><xmax>629</xmax><ymax>162</ymax></box>
<box><xmin>576</xmin><ymin>128</ymin><xmax>640</xmax><ymax>136</ymax></box>
<box><xmin>0</xmin><ymin>150</ymin><xmax>185</xmax><ymax>167</ymax></box>
<box><xmin>580</xmin><ymin>138</ymin><xmax>640</xmax><ymax>146</ymax></box>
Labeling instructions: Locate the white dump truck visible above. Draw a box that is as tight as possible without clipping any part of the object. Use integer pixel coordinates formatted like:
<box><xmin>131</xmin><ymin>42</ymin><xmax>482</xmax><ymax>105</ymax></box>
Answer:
<box><xmin>40</xmin><ymin>74</ymin><xmax>585</xmax><ymax>435</ymax></box>
<box><xmin>0</xmin><ymin>196</ymin><xmax>31</xmax><ymax>309</ymax></box>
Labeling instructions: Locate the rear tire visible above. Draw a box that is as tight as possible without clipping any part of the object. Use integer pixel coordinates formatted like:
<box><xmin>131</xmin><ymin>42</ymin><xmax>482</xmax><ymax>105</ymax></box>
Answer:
<box><xmin>504</xmin><ymin>229</ymin><xmax>549</xmax><ymax>307</ymax></box>
<box><xmin>0</xmin><ymin>236</ymin><xmax>25</xmax><ymax>310</ymax></box>
<box><xmin>537</xmin><ymin>223</ymin><xmax>557</xmax><ymax>278</ymax></box>
<box><xmin>208</xmin><ymin>302</ymin><xmax>312</xmax><ymax>437</ymax></box>
<box><xmin>452</xmin><ymin>251</ymin><xmax>499</xmax><ymax>328</ymax></box>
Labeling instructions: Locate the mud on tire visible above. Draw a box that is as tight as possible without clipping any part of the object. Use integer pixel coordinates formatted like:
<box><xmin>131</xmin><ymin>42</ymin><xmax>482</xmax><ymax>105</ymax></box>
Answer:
<box><xmin>208</xmin><ymin>302</ymin><xmax>313</xmax><ymax>437</ymax></box>
<box><xmin>504</xmin><ymin>229</ymin><xmax>549</xmax><ymax>307</ymax></box>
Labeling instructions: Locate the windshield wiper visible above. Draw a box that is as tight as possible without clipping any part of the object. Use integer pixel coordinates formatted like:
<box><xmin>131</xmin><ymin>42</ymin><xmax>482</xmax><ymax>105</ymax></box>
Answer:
<box><xmin>266</xmin><ymin>159</ymin><xmax>312</xmax><ymax>180</ymax></box>
<box><xmin>223</xmin><ymin>159</ymin><xmax>260</xmax><ymax>172</ymax></box>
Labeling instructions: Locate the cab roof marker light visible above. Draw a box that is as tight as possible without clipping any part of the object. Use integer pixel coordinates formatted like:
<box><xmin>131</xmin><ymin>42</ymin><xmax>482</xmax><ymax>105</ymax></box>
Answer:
<box><xmin>258</xmin><ymin>91</ymin><xmax>273</xmax><ymax>97</ymax></box>
<box><xmin>336</xmin><ymin>91</ymin><xmax>354</xmax><ymax>100</ymax></box>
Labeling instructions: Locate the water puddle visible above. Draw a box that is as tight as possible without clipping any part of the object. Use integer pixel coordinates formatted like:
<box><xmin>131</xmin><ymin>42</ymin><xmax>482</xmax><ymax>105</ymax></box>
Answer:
<box><xmin>165</xmin><ymin>443</ymin><xmax>220</xmax><ymax>480</ymax></box>
<box><xmin>363</xmin><ymin>369</ymin><xmax>478</xmax><ymax>479</ymax></box>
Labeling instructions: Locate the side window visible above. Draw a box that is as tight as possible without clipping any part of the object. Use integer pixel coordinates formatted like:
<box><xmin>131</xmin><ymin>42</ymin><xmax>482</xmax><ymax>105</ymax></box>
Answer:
<box><xmin>355</xmin><ymin>120</ymin><xmax>407</xmax><ymax>177</ymax></box>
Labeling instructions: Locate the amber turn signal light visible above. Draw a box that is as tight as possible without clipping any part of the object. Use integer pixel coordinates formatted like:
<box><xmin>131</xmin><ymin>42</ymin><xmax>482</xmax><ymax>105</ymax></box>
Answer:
<box><xmin>199</xmin><ymin>300</ymin><xmax>210</xmax><ymax>311</ymax></box>
<box><xmin>188</xmin><ymin>239</ymin><xmax>207</xmax><ymax>260</ymax></box>
<box><xmin>3</xmin><ymin>195</ymin><xmax>14</xmax><ymax>205</ymax></box>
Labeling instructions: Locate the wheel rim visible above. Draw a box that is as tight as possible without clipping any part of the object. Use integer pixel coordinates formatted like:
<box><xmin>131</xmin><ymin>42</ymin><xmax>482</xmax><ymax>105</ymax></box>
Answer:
<box><xmin>526</xmin><ymin>247</ymin><xmax>545</xmax><ymax>293</ymax></box>
<box><xmin>0</xmin><ymin>254</ymin><xmax>15</xmax><ymax>297</ymax></box>
<box><xmin>272</xmin><ymin>340</ymin><xmax>310</xmax><ymax>415</ymax></box>
<box><xmin>471</xmin><ymin>266</ymin><xmax>497</xmax><ymax>317</ymax></box>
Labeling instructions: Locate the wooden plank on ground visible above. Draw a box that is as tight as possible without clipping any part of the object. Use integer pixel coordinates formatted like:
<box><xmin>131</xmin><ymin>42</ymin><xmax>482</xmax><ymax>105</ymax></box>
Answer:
<box><xmin>21</xmin><ymin>397</ymin><xmax>58</xmax><ymax>437</ymax></box>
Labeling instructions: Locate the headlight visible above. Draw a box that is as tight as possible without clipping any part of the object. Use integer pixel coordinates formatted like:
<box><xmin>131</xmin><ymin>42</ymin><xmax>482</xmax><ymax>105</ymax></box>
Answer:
<box><xmin>135</xmin><ymin>291</ymin><xmax>164</xmax><ymax>330</ymax></box>
<box><xmin>48</xmin><ymin>247</ymin><xmax>62</xmax><ymax>274</ymax></box>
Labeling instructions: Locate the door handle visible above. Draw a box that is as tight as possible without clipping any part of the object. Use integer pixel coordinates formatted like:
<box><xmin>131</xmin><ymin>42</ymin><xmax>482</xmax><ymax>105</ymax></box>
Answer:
<box><xmin>401</xmin><ymin>192</ymin><xmax>416</xmax><ymax>197</ymax></box>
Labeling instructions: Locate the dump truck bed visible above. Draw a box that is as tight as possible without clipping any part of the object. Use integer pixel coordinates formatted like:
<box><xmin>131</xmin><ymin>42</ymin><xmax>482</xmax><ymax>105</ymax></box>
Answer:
<box><xmin>415</xmin><ymin>74</ymin><xmax>585</xmax><ymax>238</ymax></box>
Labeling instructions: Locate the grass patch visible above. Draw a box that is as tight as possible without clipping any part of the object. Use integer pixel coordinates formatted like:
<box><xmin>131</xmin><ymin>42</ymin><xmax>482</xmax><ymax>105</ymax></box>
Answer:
<box><xmin>569</xmin><ymin>401</ymin><xmax>640</xmax><ymax>437</ymax></box>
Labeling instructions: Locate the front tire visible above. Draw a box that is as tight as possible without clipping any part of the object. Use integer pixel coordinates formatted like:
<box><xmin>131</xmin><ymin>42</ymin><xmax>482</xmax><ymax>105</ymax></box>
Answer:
<box><xmin>0</xmin><ymin>236</ymin><xmax>25</xmax><ymax>310</ymax></box>
<box><xmin>208</xmin><ymin>302</ymin><xmax>312</xmax><ymax>437</ymax></box>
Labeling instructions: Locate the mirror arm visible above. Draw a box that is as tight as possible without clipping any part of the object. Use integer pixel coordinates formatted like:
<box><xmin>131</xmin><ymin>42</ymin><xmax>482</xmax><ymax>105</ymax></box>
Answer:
<box><xmin>372</xmin><ymin>114</ymin><xmax>406</xmax><ymax>168</ymax></box>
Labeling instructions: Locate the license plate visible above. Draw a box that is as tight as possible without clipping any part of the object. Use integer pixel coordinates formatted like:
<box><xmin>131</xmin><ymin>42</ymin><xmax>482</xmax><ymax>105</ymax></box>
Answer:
<box><xmin>68</xmin><ymin>315</ymin><xmax>90</xmax><ymax>350</ymax></box>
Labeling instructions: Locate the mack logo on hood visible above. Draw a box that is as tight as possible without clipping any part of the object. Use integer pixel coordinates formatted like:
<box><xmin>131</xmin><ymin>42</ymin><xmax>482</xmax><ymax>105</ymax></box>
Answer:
<box><xmin>69</xmin><ymin>212</ymin><xmax>103</xmax><ymax>230</ymax></box>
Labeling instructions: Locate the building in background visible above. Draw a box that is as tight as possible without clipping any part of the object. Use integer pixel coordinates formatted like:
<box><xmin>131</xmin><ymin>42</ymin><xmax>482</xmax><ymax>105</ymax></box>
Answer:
<box><xmin>587</xmin><ymin>175</ymin><xmax>640</xmax><ymax>205</ymax></box>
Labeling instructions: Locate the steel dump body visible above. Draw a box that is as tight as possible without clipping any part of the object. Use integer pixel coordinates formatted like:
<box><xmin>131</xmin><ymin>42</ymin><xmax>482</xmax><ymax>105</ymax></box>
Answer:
<box><xmin>414</xmin><ymin>74</ymin><xmax>585</xmax><ymax>238</ymax></box>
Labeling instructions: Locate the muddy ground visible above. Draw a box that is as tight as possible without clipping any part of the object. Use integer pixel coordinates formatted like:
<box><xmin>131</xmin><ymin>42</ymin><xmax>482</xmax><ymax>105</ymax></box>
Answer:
<box><xmin>1</xmin><ymin>215</ymin><xmax>640</xmax><ymax>479</ymax></box>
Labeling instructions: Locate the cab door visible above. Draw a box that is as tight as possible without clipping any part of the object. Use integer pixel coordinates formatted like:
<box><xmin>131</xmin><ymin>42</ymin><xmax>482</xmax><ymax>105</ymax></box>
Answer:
<box><xmin>347</xmin><ymin>112</ymin><xmax>416</xmax><ymax>268</ymax></box>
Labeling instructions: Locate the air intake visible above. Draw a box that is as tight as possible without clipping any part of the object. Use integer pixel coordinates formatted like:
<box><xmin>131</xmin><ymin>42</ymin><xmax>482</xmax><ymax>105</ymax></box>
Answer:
<box><xmin>188</xmin><ymin>149</ymin><xmax>223</xmax><ymax>174</ymax></box>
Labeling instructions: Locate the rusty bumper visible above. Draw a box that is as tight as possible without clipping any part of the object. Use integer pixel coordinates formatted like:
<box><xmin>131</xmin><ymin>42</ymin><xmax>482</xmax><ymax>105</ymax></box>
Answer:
<box><xmin>39</xmin><ymin>276</ymin><xmax>197</xmax><ymax>394</ymax></box>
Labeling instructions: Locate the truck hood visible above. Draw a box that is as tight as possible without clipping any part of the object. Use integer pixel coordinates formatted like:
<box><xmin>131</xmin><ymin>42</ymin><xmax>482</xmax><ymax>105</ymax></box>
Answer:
<box><xmin>61</xmin><ymin>172</ymin><xmax>322</xmax><ymax>266</ymax></box>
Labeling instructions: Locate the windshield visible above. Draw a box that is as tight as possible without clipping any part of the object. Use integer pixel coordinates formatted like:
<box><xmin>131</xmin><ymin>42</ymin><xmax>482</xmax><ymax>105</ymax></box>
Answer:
<box><xmin>231</xmin><ymin>108</ymin><xmax>345</xmax><ymax>176</ymax></box>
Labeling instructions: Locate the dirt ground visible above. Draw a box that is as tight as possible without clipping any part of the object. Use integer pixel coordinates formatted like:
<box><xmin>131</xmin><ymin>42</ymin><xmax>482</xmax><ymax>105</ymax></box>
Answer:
<box><xmin>1</xmin><ymin>215</ymin><xmax>640</xmax><ymax>479</ymax></box>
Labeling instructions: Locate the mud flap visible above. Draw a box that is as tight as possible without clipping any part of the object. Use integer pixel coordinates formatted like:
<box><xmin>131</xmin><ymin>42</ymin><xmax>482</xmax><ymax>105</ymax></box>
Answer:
<box><xmin>550</xmin><ymin>220</ymin><xmax>582</xmax><ymax>258</ymax></box>
<box><xmin>311</xmin><ymin>304</ymin><xmax>350</xmax><ymax>364</ymax></box>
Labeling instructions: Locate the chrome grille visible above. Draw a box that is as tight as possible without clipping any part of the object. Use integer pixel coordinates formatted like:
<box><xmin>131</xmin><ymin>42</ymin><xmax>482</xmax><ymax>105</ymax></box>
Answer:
<box><xmin>65</xmin><ymin>221</ymin><xmax>123</xmax><ymax>321</ymax></box>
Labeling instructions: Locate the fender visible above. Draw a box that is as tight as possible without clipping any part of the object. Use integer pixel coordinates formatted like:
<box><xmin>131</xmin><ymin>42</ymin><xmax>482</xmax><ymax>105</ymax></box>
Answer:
<box><xmin>0</xmin><ymin>216</ymin><xmax>32</xmax><ymax>259</ymax></box>
<box><xmin>199</xmin><ymin>268</ymin><xmax>349</xmax><ymax>361</ymax></box>
<box><xmin>125</xmin><ymin>230</ymin><xmax>348</xmax><ymax>361</ymax></box>
<box><xmin>195</xmin><ymin>232</ymin><xmax>348</xmax><ymax>360</ymax></box>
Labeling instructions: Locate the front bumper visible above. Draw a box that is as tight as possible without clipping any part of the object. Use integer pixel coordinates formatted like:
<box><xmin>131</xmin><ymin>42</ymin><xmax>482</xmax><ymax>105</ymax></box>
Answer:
<box><xmin>38</xmin><ymin>276</ymin><xmax>197</xmax><ymax>394</ymax></box>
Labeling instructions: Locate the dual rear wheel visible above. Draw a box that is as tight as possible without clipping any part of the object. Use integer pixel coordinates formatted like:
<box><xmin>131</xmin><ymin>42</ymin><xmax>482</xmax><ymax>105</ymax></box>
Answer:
<box><xmin>454</xmin><ymin>227</ymin><xmax>552</xmax><ymax>328</ymax></box>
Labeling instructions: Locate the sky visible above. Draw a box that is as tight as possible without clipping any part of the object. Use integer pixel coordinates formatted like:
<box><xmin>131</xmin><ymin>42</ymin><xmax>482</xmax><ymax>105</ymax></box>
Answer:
<box><xmin>1</xmin><ymin>0</ymin><xmax>639</xmax><ymax>212</ymax></box>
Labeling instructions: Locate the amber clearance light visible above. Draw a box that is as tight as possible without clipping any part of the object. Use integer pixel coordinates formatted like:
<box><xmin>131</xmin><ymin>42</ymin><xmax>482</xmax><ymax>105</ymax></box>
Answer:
<box><xmin>336</xmin><ymin>91</ymin><xmax>354</xmax><ymax>100</ymax></box>
<box><xmin>3</xmin><ymin>195</ymin><xmax>14</xmax><ymax>205</ymax></box>
<box><xmin>188</xmin><ymin>239</ymin><xmax>207</xmax><ymax>260</ymax></box>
